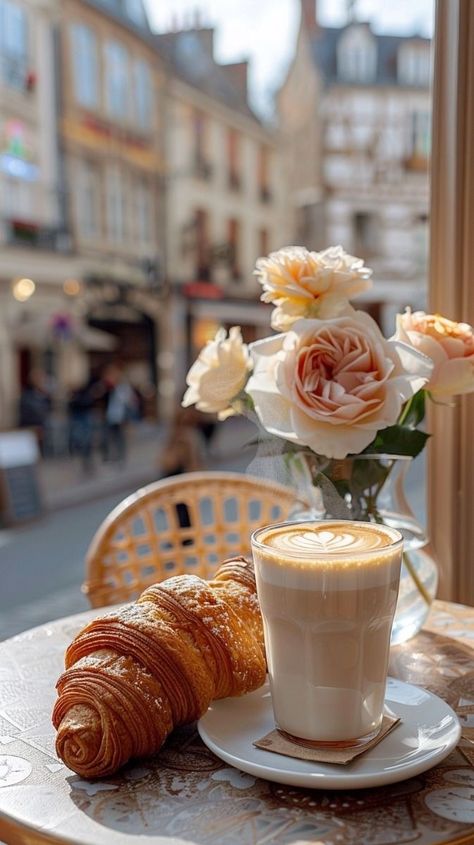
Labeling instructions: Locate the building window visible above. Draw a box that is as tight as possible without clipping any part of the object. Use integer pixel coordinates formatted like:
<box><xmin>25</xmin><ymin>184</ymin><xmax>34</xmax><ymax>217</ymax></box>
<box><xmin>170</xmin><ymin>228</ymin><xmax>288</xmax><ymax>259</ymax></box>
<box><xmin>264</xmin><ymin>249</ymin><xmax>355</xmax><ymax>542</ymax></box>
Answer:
<box><xmin>398</xmin><ymin>44</ymin><xmax>431</xmax><ymax>87</ymax></box>
<box><xmin>105</xmin><ymin>41</ymin><xmax>129</xmax><ymax>121</ymax></box>
<box><xmin>133</xmin><ymin>59</ymin><xmax>152</xmax><ymax>131</ymax></box>
<box><xmin>4</xmin><ymin>176</ymin><xmax>32</xmax><ymax>219</ymax></box>
<box><xmin>228</xmin><ymin>218</ymin><xmax>241</xmax><ymax>280</ymax></box>
<box><xmin>76</xmin><ymin>161</ymin><xmax>100</xmax><ymax>239</ymax></box>
<box><xmin>194</xmin><ymin>208</ymin><xmax>210</xmax><ymax>280</ymax></box>
<box><xmin>258</xmin><ymin>146</ymin><xmax>271</xmax><ymax>202</ymax></box>
<box><xmin>353</xmin><ymin>211</ymin><xmax>378</xmax><ymax>256</ymax></box>
<box><xmin>192</xmin><ymin>110</ymin><xmax>212</xmax><ymax>179</ymax></box>
<box><xmin>412</xmin><ymin>111</ymin><xmax>431</xmax><ymax>159</ymax></box>
<box><xmin>259</xmin><ymin>227</ymin><xmax>269</xmax><ymax>258</ymax></box>
<box><xmin>227</xmin><ymin>129</ymin><xmax>241</xmax><ymax>190</ymax></box>
<box><xmin>0</xmin><ymin>0</ymin><xmax>28</xmax><ymax>90</ymax></box>
<box><xmin>106</xmin><ymin>166</ymin><xmax>126</xmax><ymax>243</ymax></box>
<box><xmin>136</xmin><ymin>179</ymin><xmax>152</xmax><ymax>246</ymax></box>
<box><xmin>337</xmin><ymin>26</ymin><xmax>377</xmax><ymax>84</ymax></box>
<box><xmin>71</xmin><ymin>24</ymin><xmax>99</xmax><ymax>109</ymax></box>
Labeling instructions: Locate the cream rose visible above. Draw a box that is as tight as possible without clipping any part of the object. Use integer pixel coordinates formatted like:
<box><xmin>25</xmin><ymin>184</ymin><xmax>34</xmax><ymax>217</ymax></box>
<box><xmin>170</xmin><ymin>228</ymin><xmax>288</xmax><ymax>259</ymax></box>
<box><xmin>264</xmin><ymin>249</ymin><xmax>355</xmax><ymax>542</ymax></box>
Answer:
<box><xmin>182</xmin><ymin>326</ymin><xmax>252</xmax><ymax>419</ymax></box>
<box><xmin>246</xmin><ymin>312</ymin><xmax>433</xmax><ymax>459</ymax></box>
<box><xmin>255</xmin><ymin>245</ymin><xmax>373</xmax><ymax>331</ymax></box>
<box><xmin>394</xmin><ymin>309</ymin><xmax>474</xmax><ymax>397</ymax></box>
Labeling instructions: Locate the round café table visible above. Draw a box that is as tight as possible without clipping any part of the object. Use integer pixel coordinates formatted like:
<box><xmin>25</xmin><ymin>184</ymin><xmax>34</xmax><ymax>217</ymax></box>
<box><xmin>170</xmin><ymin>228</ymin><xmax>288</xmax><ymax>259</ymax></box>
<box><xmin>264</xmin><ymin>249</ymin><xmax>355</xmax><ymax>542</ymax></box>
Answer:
<box><xmin>0</xmin><ymin>600</ymin><xmax>473</xmax><ymax>845</ymax></box>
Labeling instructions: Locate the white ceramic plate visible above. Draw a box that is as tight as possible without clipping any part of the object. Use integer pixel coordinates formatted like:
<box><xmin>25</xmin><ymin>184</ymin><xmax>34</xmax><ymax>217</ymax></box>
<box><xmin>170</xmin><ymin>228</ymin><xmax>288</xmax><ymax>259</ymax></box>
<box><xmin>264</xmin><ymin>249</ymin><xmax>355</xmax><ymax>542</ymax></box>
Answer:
<box><xmin>198</xmin><ymin>677</ymin><xmax>461</xmax><ymax>790</ymax></box>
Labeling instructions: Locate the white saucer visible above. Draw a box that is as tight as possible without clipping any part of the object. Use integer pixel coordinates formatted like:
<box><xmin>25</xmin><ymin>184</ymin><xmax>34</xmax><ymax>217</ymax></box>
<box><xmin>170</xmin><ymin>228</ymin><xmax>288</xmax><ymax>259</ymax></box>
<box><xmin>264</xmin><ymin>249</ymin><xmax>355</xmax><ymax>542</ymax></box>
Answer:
<box><xmin>198</xmin><ymin>677</ymin><xmax>461</xmax><ymax>790</ymax></box>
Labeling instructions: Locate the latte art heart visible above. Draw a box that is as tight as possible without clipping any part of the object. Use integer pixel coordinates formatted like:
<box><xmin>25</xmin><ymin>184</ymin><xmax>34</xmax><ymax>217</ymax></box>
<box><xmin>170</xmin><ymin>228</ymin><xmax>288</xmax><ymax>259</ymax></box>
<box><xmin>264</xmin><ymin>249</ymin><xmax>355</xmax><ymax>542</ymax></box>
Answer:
<box><xmin>265</xmin><ymin>523</ymin><xmax>393</xmax><ymax>556</ymax></box>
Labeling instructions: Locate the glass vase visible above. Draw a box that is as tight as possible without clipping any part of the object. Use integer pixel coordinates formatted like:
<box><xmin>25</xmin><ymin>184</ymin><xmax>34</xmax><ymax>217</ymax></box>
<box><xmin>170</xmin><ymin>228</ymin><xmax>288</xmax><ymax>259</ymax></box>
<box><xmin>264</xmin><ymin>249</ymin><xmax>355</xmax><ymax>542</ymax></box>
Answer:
<box><xmin>286</xmin><ymin>452</ymin><xmax>438</xmax><ymax>645</ymax></box>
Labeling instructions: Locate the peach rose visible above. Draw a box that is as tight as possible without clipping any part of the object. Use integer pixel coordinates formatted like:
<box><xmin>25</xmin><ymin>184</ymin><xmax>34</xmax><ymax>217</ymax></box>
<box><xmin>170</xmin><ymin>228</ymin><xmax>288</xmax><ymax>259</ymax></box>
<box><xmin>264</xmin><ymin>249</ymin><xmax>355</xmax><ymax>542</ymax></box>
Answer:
<box><xmin>255</xmin><ymin>245</ymin><xmax>373</xmax><ymax>331</ymax></box>
<box><xmin>246</xmin><ymin>312</ymin><xmax>433</xmax><ymax>459</ymax></box>
<box><xmin>182</xmin><ymin>327</ymin><xmax>252</xmax><ymax>419</ymax></box>
<box><xmin>394</xmin><ymin>310</ymin><xmax>474</xmax><ymax>397</ymax></box>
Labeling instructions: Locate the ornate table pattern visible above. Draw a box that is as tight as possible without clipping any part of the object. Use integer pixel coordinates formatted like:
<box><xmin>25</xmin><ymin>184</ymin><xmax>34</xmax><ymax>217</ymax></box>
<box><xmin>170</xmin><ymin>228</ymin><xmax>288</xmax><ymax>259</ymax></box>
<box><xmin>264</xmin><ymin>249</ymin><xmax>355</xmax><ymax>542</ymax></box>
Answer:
<box><xmin>0</xmin><ymin>600</ymin><xmax>473</xmax><ymax>845</ymax></box>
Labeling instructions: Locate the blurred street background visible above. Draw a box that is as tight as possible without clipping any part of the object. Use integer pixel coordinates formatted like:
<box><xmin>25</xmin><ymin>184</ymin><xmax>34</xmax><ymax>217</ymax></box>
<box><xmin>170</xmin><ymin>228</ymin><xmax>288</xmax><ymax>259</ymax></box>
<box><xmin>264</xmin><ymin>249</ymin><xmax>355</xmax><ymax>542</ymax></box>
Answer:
<box><xmin>0</xmin><ymin>0</ymin><xmax>433</xmax><ymax>638</ymax></box>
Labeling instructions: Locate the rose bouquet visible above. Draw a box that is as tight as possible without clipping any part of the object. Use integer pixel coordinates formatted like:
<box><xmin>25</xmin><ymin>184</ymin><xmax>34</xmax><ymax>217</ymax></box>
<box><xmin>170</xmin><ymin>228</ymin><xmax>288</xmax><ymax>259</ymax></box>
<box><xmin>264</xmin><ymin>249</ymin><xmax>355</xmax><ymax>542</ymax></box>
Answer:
<box><xmin>182</xmin><ymin>245</ymin><xmax>474</xmax><ymax>637</ymax></box>
<box><xmin>184</xmin><ymin>243</ymin><xmax>474</xmax><ymax>453</ymax></box>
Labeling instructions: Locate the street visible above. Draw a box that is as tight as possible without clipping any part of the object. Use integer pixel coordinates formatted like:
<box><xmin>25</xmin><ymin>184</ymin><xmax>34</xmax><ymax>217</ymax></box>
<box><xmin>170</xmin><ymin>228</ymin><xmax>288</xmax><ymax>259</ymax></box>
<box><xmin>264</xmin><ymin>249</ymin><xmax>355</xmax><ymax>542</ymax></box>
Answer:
<box><xmin>0</xmin><ymin>419</ymin><xmax>426</xmax><ymax>641</ymax></box>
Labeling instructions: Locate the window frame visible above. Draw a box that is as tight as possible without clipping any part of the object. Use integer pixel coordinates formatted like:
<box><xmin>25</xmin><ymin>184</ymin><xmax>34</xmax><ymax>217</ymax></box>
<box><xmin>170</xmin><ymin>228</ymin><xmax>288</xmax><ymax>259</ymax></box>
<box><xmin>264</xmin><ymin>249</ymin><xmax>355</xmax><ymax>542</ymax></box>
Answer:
<box><xmin>428</xmin><ymin>0</ymin><xmax>474</xmax><ymax>603</ymax></box>
<box><xmin>71</xmin><ymin>23</ymin><xmax>99</xmax><ymax>110</ymax></box>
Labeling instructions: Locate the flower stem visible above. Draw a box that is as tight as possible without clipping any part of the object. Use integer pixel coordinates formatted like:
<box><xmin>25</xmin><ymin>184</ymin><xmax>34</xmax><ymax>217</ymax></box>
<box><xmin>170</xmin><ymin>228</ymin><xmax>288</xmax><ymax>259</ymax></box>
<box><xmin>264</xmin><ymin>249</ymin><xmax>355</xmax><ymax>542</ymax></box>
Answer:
<box><xmin>402</xmin><ymin>551</ymin><xmax>432</xmax><ymax>606</ymax></box>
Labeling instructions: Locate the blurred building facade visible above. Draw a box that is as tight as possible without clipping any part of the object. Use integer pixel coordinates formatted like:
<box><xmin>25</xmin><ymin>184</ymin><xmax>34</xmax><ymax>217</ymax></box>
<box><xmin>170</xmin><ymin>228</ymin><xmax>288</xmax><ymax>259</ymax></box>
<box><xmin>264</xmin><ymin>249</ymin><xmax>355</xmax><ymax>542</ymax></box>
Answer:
<box><xmin>156</xmin><ymin>23</ymin><xmax>284</xmax><ymax>400</ymax></box>
<box><xmin>278</xmin><ymin>0</ymin><xmax>431</xmax><ymax>332</ymax></box>
<box><xmin>0</xmin><ymin>0</ymin><xmax>66</xmax><ymax>427</ymax></box>
<box><xmin>57</xmin><ymin>0</ymin><xmax>166</xmax><ymax>407</ymax></box>
<box><xmin>0</xmin><ymin>0</ymin><xmax>168</xmax><ymax>429</ymax></box>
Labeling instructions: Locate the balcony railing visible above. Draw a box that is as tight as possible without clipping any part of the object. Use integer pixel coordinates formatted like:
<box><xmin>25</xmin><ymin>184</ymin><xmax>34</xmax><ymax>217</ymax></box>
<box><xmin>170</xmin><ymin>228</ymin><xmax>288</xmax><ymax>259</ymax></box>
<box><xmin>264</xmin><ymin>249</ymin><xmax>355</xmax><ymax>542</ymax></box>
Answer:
<box><xmin>5</xmin><ymin>218</ymin><xmax>72</xmax><ymax>252</ymax></box>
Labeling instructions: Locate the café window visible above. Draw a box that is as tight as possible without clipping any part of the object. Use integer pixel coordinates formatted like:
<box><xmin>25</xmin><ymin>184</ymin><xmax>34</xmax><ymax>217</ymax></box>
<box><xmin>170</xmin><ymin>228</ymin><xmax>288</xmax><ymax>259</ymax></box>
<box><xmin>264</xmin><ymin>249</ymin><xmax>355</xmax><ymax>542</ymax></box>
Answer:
<box><xmin>133</xmin><ymin>59</ymin><xmax>152</xmax><ymax>131</ymax></box>
<box><xmin>105</xmin><ymin>41</ymin><xmax>129</xmax><ymax>121</ymax></box>
<box><xmin>0</xmin><ymin>0</ymin><xmax>28</xmax><ymax>90</ymax></box>
<box><xmin>71</xmin><ymin>24</ymin><xmax>99</xmax><ymax>110</ymax></box>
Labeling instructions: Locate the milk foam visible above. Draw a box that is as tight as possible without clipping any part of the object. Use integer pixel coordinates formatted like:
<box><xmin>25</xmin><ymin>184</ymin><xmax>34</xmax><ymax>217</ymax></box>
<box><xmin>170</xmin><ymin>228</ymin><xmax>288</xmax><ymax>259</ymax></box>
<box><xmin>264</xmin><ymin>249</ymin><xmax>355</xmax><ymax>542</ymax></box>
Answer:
<box><xmin>265</xmin><ymin>523</ymin><xmax>393</xmax><ymax>555</ymax></box>
<box><xmin>254</xmin><ymin>521</ymin><xmax>402</xmax><ymax>591</ymax></box>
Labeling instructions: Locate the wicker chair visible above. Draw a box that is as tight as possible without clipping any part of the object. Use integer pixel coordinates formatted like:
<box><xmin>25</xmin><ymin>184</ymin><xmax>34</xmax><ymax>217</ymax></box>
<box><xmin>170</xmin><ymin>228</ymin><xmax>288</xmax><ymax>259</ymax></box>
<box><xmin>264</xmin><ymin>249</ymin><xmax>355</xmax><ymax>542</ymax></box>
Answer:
<box><xmin>83</xmin><ymin>471</ymin><xmax>304</xmax><ymax>607</ymax></box>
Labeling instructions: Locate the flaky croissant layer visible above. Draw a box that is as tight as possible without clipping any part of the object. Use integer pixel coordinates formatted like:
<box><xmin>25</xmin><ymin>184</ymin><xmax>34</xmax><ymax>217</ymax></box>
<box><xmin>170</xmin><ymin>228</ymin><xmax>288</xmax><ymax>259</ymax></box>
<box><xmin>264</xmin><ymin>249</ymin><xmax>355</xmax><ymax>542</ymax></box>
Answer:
<box><xmin>52</xmin><ymin>557</ymin><xmax>265</xmax><ymax>778</ymax></box>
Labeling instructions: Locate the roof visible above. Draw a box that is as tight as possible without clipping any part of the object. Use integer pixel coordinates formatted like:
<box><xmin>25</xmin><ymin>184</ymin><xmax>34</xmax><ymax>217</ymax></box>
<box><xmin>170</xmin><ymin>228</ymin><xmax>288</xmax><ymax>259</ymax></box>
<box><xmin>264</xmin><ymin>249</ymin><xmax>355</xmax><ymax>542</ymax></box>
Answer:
<box><xmin>311</xmin><ymin>23</ymin><xmax>431</xmax><ymax>87</ymax></box>
<box><xmin>155</xmin><ymin>29</ymin><xmax>261</xmax><ymax>124</ymax></box>
<box><xmin>85</xmin><ymin>0</ymin><xmax>152</xmax><ymax>38</ymax></box>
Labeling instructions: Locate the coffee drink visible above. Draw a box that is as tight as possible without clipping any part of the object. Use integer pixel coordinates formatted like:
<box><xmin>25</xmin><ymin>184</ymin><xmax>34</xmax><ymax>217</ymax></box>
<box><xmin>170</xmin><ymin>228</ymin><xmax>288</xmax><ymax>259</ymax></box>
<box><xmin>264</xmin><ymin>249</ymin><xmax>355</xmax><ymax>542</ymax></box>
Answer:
<box><xmin>251</xmin><ymin>521</ymin><xmax>403</xmax><ymax>746</ymax></box>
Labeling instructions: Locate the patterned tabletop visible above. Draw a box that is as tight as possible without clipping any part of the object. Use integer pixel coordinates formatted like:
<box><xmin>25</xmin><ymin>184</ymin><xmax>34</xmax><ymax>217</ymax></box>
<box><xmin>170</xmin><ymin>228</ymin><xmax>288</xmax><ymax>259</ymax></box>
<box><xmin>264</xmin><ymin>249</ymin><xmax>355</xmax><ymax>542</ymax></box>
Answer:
<box><xmin>0</xmin><ymin>599</ymin><xmax>473</xmax><ymax>845</ymax></box>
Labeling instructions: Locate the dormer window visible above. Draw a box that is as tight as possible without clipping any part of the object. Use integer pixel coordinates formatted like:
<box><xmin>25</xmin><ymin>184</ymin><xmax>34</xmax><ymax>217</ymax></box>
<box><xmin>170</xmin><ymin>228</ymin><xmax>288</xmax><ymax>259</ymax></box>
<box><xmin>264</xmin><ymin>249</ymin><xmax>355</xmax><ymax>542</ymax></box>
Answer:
<box><xmin>337</xmin><ymin>25</ymin><xmax>377</xmax><ymax>84</ymax></box>
<box><xmin>398</xmin><ymin>42</ymin><xmax>431</xmax><ymax>87</ymax></box>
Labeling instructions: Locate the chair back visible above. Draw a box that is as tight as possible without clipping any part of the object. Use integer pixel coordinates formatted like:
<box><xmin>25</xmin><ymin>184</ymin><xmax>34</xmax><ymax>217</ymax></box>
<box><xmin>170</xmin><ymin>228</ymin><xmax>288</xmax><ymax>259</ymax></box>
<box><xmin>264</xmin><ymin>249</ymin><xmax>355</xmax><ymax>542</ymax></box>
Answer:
<box><xmin>84</xmin><ymin>471</ymin><xmax>304</xmax><ymax>607</ymax></box>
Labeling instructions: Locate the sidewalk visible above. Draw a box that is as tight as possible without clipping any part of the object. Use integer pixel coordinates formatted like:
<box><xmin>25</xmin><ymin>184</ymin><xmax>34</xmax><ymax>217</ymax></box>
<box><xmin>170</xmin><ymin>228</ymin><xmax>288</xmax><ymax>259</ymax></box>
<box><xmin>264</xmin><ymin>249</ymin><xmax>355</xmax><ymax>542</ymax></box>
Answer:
<box><xmin>38</xmin><ymin>416</ymin><xmax>258</xmax><ymax>511</ymax></box>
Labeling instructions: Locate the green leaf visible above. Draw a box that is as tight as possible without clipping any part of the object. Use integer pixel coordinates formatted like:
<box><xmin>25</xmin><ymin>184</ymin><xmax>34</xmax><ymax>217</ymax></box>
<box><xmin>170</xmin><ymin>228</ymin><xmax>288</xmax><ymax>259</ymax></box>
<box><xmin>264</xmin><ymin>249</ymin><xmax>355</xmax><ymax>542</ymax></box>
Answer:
<box><xmin>363</xmin><ymin>425</ymin><xmax>430</xmax><ymax>458</ymax></box>
<box><xmin>399</xmin><ymin>390</ymin><xmax>426</xmax><ymax>427</ymax></box>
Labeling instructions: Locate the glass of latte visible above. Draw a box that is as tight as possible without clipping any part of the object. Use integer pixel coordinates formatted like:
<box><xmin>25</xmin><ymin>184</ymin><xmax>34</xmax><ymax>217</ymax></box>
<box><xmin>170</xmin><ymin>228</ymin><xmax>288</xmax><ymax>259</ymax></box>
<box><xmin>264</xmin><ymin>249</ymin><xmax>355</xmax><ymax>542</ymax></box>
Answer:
<box><xmin>251</xmin><ymin>520</ymin><xmax>403</xmax><ymax>747</ymax></box>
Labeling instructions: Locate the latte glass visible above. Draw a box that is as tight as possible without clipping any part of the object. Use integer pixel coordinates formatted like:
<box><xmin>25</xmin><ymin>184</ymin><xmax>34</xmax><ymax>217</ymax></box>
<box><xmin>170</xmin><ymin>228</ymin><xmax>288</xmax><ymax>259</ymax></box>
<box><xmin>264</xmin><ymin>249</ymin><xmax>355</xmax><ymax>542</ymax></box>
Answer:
<box><xmin>251</xmin><ymin>520</ymin><xmax>403</xmax><ymax>747</ymax></box>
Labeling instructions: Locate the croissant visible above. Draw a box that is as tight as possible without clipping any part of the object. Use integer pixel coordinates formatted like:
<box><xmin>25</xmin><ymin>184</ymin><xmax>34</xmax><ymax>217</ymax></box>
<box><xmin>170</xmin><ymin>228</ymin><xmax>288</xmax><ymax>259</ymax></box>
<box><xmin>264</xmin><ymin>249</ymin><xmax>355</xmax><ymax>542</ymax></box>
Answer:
<box><xmin>52</xmin><ymin>556</ymin><xmax>265</xmax><ymax>778</ymax></box>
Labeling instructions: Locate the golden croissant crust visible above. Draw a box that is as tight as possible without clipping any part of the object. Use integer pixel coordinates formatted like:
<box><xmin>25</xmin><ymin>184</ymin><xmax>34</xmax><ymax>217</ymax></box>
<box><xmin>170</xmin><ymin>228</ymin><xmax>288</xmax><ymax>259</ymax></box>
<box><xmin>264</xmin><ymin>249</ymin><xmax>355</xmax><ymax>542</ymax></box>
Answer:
<box><xmin>52</xmin><ymin>557</ymin><xmax>265</xmax><ymax>778</ymax></box>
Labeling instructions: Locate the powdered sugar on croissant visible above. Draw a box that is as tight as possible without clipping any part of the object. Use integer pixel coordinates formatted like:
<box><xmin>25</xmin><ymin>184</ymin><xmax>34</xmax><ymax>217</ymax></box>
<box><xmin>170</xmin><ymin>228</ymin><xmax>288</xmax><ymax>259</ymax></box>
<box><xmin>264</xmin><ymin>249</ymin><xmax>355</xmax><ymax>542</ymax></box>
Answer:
<box><xmin>52</xmin><ymin>557</ymin><xmax>265</xmax><ymax>778</ymax></box>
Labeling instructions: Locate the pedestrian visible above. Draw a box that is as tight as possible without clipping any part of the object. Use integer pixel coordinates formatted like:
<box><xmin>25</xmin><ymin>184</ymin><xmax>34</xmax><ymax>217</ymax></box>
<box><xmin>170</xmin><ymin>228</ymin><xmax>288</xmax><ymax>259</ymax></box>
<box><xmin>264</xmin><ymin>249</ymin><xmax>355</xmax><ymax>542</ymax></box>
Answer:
<box><xmin>101</xmin><ymin>364</ymin><xmax>136</xmax><ymax>464</ymax></box>
<box><xmin>18</xmin><ymin>369</ymin><xmax>52</xmax><ymax>455</ymax></box>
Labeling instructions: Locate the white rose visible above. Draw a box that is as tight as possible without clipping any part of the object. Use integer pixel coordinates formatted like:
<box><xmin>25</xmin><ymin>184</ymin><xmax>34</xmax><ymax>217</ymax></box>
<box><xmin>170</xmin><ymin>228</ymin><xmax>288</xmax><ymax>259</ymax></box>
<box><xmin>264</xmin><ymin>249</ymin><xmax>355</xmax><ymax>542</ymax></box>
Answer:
<box><xmin>182</xmin><ymin>326</ymin><xmax>252</xmax><ymax>420</ymax></box>
<box><xmin>255</xmin><ymin>245</ymin><xmax>373</xmax><ymax>331</ymax></box>
<box><xmin>246</xmin><ymin>312</ymin><xmax>433</xmax><ymax>459</ymax></box>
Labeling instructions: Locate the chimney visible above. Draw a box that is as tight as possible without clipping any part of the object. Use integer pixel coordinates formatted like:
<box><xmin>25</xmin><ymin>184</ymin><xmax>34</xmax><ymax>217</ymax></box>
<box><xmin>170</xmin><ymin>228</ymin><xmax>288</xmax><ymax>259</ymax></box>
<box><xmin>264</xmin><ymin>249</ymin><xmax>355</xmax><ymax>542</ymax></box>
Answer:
<box><xmin>301</xmin><ymin>0</ymin><xmax>318</xmax><ymax>34</ymax></box>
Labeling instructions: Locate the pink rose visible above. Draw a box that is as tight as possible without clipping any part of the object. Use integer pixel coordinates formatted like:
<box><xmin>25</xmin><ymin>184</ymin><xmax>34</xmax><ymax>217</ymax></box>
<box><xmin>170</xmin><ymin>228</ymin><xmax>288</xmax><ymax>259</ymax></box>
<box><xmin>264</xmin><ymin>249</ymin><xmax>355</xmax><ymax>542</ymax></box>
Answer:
<box><xmin>394</xmin><ymin>310</ymin><xmax>474</xmax><ymax>397</ymax></box>
<box><xmin>247</xmin><ymin>312</ymin><xmax>432</xmax><ymax>459</ymax></box>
